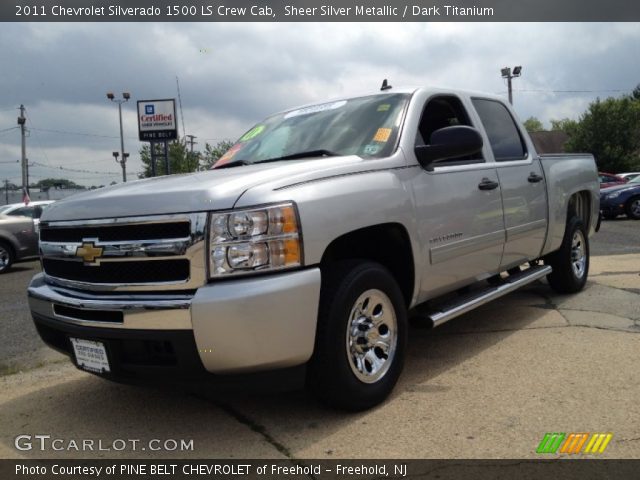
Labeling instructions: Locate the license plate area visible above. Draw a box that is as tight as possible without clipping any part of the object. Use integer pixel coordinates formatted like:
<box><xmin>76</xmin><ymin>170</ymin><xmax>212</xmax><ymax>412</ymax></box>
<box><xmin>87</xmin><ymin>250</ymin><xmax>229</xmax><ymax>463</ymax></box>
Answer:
<box><xmin>70</xmin><ymin>337</ymin><xmax>111</xmax><ymax>374</ymax></box>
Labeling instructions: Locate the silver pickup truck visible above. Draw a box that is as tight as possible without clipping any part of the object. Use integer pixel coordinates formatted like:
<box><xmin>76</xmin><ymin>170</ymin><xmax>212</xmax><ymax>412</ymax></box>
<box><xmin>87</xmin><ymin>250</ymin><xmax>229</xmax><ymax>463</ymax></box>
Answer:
<box><xmin>28</xmin><ymin>86</ymin><xmax>599</xmax><ymax>410</ymax></box>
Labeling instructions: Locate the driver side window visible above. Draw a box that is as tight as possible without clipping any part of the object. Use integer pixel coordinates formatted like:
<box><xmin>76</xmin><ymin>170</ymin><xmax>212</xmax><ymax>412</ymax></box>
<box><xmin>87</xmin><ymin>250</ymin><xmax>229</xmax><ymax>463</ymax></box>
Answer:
<box><xmin>416</xmin><ymin>96</ymin><xmax>484</xmax><ymax>165</ymax></box>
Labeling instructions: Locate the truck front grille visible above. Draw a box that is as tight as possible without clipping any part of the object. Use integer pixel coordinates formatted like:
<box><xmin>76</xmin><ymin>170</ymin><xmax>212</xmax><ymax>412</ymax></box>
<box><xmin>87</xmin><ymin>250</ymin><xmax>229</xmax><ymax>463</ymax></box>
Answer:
<box><xmin>39</xmin><ymin>213</ymin><xmax>207</xmax><ymax>292</ymax></box>
<box><xmin>40</xmin><ymin>221</ymin><xmax>191</xmax><ymax>243</ymax></box>
<box><xmin>42</xmin><ymin>258</ymin><xmax>190</xmax><ymax>284</ymax></box>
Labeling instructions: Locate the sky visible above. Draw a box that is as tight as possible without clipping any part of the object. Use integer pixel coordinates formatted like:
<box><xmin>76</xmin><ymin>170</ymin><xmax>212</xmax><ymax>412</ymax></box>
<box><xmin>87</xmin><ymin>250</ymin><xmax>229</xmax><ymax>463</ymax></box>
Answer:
<box><xmin>1</xmin><ymin>22</ymin><xmax>639</xmax><ymax>187</ymax></box>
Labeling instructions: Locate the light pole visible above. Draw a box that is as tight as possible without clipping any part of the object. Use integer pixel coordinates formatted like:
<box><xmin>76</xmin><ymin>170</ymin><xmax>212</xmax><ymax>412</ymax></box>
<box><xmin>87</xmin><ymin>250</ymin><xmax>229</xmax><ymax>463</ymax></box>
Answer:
<box><xmin>500</xmin><ymin>66</ymin><xmax>522</xmax><ymax>105</ymax></box>
<box><xmin>107</xmin><ymin>92</ymin><xmax>130</xmax><ymax>182</ymax></box>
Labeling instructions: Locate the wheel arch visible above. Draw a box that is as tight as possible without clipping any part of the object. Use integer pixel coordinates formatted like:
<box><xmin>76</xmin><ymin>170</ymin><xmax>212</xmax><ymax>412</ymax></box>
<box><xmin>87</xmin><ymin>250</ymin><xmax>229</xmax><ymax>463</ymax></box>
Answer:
<box><xmin>319</xmin><ymin>223</ymin><xmax>415</xmax><ymax>307</ymax></box>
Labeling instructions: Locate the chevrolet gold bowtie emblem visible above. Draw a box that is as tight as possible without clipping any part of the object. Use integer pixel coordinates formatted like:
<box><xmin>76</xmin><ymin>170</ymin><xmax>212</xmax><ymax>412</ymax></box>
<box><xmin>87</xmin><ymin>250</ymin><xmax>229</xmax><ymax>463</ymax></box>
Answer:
<box><xmin>75</xmin><ymin>242</ymin><xmax>103</xmax><ymax>264</ymax></box>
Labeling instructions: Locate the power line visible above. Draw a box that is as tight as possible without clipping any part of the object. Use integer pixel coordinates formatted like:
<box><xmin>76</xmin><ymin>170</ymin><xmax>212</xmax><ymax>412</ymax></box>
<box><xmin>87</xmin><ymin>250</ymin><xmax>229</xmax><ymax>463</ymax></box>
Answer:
<box><xmin>0</xmin><ymin>126</ymin><xmax>18</xmax><ymax>134</ymax></box>
<box><xmin>28</xmin><ymin>127</ymin><xmax>138</xmax><ymax>140</ymax></box>
<box><xmin>30</xmin><ymin>161</ymin><xmax>121</xmax><ymax>176</ymax></box>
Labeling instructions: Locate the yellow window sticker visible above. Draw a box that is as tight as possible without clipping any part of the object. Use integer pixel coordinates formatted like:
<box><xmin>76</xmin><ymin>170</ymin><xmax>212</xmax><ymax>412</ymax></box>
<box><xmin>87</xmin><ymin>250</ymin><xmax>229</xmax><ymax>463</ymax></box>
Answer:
<box><xmin>377</xmin><ymin>104</ymin><xmax>391</xmax><ymax>112</ymax></box>
<box><xmin>239</xmin><ymin>125</ymin><xmax>265</xmax><ymax>142</ymax></box>
<box><xmin>373</xmin><ymin>128</ymin><xmax>392</xmax><ymax>142</ymax></box>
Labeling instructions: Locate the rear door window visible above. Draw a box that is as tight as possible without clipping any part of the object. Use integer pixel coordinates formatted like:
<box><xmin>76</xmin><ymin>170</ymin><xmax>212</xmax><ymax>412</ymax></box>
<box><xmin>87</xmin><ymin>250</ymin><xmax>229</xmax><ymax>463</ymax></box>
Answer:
<box><xmin>472</xmin><ymin>99</ymin><xmax>527</xmax><ymax>161</ymax></box>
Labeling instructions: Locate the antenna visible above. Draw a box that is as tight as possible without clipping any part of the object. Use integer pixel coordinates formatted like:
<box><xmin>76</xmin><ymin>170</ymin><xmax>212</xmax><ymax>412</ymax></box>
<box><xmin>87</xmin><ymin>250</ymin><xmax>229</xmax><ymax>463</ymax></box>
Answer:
<box><xmin>176</xmin><ymin>76</ymin><xmax>186</xmax><ymax>139</ymax></box>
<box><xmin>380</xmin><ymin>79</ymin><xmax>392</xmax><ymax>91</ymax></box>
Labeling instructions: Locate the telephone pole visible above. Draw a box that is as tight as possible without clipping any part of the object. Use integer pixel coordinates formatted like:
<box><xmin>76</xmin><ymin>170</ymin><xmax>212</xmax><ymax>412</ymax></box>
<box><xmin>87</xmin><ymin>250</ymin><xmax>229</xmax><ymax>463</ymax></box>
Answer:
<box><xmin>17</xmin><ymin>105</ymin><xmax>28</xmax><ymax>193</ymax></box>
<box><xmin>186</xmin><ymin>135</ymin><xmax>197</xmax><ymax>153</ymax></box>
<box><xmin>3</xmin><ymin>179</ymin><xmax>9</xmax><ymax>204</ymax></box>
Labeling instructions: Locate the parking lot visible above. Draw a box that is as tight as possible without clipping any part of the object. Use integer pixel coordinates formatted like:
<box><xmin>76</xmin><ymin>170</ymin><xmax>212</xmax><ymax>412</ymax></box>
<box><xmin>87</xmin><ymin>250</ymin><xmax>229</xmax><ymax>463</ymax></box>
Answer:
<box><xmin>0</xmin><ymin>219</ymin><xmax>638</xmax><ymax>459</ymax></box>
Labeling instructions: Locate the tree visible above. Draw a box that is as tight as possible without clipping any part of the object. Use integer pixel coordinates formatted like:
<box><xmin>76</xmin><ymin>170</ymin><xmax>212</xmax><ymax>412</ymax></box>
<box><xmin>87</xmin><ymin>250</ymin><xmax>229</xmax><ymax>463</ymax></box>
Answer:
<box><xmin>33</xmin><ymin>178</ymin><xmax>85</xmax><ymax>190</ymax></box>
<box><xmin>523</xmin><ymin>116</ymin><xmax>544</xmax><ymax>132</ymax></box>
<box><xmin>549</xmin><ymin>118</ymin><xmax>579</xmax><ymax>135</ymax></box>
<box><xmin>138</xmin><ymin>140</ymin><xmax>200</xmax><ymax>178</ymax></box>
<box><xmin>563</xmin><ymin>90</ymin><xmax>640</xmax><ymax>172</ymax></box>
<box><xmin>200</xmin><ymin>140</ymin><xmax>235</xmax><ymax>170</ymax></box>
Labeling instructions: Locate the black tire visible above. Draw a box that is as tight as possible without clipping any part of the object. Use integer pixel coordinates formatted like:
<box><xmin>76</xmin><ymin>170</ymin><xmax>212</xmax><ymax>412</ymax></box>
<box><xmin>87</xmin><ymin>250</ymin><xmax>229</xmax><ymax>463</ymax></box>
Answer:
<box><xmin>308</xmin><ymin>261</ymin><xmax>408</xmax><ymax>411</ymax></box>
<box><xmin>625</xmin><ymin>196</ymin><xmax>640</xmax><ymax>220</ymax></box>
<box><xmin>0</xmin><ymin>241</ymin><xmax>15</xmax><ymax>274</ymax></box>
<box><xmin>545</xmin><ymin>217</ymin><xmax>589</xmax><ymax>294</ymax></box>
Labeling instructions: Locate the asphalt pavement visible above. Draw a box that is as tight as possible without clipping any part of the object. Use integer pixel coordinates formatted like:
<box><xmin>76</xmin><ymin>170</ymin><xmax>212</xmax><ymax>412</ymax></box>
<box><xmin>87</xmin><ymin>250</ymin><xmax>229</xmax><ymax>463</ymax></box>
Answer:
<box><xmin>0</xmin><ymin>219</ymin><xmax>638</xmax><ymax>459</ymax></box>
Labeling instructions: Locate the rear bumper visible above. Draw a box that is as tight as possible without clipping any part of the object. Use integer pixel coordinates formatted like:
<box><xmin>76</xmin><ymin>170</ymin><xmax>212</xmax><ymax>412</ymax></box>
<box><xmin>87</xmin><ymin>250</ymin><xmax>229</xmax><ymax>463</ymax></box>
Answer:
<box><xmin>28</xmin><ymin>268</ymin><xmax>321</xmax><ymax>380</ymax></box>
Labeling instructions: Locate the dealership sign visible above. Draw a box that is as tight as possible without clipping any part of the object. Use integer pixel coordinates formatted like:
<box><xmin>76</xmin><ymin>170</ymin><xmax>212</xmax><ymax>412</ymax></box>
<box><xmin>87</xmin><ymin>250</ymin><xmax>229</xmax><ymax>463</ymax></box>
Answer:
<box><xmin>137</xmin><ymin>99</ymin><xmax>177</xmax><ymax>141</ymax></box>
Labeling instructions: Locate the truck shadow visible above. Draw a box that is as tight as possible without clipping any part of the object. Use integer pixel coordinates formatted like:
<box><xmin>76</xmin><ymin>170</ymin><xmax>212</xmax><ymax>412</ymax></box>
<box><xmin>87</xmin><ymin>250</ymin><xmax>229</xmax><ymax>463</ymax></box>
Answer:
<box><xmin>1</xmin><ymin>281</ymin><xmax>574</xmax><ymax>459</ymax></box>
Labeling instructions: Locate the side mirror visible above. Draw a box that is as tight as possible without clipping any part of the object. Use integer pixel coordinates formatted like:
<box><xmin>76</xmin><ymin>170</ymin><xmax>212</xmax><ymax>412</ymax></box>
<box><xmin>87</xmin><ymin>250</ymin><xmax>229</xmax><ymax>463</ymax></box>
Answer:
<box><xmin>414</xmin><ymin>125</ymin><xmax>483</xmax><ymax>169</ymax></box>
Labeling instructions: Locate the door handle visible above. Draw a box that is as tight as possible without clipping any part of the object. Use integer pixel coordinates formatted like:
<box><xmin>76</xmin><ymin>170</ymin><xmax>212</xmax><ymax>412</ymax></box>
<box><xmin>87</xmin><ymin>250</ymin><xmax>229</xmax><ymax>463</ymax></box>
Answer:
<box><xmin>528</xmin><ymin>172</ymin><xmax>544</xmax><ymax>183</ymax></box>
<box><xmin>478</xmin><ymin>178</ymin><xmax>499</xmax><ymax>191</ymax></box>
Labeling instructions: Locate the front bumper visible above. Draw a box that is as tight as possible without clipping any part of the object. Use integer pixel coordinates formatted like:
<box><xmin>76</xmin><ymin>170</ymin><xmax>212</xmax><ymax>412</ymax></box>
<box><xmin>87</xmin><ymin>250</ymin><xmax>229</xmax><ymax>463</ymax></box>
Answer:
<box><xmin>28</xmin><ymin>268</ymin><xmax>321</xmax><ymax>379</ymax></box>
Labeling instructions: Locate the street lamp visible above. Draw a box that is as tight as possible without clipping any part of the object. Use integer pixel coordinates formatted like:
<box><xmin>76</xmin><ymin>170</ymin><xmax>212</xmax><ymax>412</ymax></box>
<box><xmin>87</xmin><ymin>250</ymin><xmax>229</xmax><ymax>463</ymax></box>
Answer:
<box><xmin>107</xmin><ymin>92</ymin><xmax>131</xmax><ymax>182</ymax></box>
<box><xmin>500</xmin><ymin>66</ymin><xmax>522</xmax><ymax>105</ymax></box>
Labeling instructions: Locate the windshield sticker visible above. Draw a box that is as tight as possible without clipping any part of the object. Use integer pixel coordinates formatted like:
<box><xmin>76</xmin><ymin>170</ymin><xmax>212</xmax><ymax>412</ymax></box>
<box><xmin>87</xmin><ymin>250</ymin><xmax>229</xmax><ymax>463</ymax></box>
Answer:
<box><xmin>363</xmin><ymin>144</ymin><xmax>381</xmax><ymax>155</ymax></box>
<box><xmin>373</xmin><ymin>128</ymin><xmax>392</xmax><ymax>143</ymax></box>
<box><xmin>239</xmin><ymin>125</ymin><xmax>265</xmax><ymax>142</ymax></box>
<box><xmin>377</xmin><ymin>104</ymin><xmax>391</xmax><ymax>112</ymax></box>
<box><xmin>214</xmin><ymin>144</ymin><xmax>242</xmax><ymax>167</ymax></box>
<box><xmin>284</xmin><ymin>100</ymin><xmax>347</xmax><ymax>119</ymax></box>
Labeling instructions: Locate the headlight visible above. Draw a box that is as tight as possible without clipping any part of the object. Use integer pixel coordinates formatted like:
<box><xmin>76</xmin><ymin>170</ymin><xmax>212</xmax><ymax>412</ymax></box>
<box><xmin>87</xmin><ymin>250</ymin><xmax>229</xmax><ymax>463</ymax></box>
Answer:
<box><xmin>208</xmin><ymin>202</ymin><xmax>302</xmax><ymax>278</ymax></box>
<box><xmin>606</xmin><ymin>191</ymin><xmax>621</xmax><ymax>200</ymax></box>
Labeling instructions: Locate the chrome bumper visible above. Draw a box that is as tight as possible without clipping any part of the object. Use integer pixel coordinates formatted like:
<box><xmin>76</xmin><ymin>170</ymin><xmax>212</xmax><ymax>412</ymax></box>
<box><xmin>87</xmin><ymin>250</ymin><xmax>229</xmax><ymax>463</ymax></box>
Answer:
<box><xmin>28</xmin><ymin>268</ymin><xmax>322</xmax><ymax>374</ymax></box>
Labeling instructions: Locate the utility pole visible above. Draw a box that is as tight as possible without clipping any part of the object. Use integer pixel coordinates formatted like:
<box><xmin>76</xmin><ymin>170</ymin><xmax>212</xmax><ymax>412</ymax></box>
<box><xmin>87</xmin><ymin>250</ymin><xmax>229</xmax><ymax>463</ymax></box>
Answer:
<box><xmin>3</xmin><ymin>179</ymin><xmax>9</xmax><ymax>204</ymax></box>
<box><xmin>17</xmin><ymin>105</ymin><xmax>27</xmax><ymax>193</ymax></box>
<box><xmin>500</xmin><ymin>66</ymin><xmax>522</xmax><ymax>105</ymax></box>
<box><xmin>186</xmin><ymin>135</ymin><xmax>197</xmax><ymax>153</ymax></box>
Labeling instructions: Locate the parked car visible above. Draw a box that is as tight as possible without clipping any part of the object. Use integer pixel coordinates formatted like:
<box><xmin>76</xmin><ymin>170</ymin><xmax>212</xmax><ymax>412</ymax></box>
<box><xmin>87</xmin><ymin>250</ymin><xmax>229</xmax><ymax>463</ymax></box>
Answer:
<box><xmin>0</xmin><ymin>214</ymin><xmax>39</xmax><ymax>273</ymax></box>
<box><xmin>618</xmin><ymin>172</ymin><xmax>640</xmax><ymax>181</ymax></box>
<box><xmin>0</xmin><ymin>200</ymin><xmax>54</xmax><ymax>225</ymax></box>
<box><xmin>28</xmin><ymin>86</ymin><xmax>599</xmax><ymax>410</ymax></box>
<box><xmin>600</xmin><ymin>175</ymin><xmax>640</xmax><ymax>219</ymax></box>
<box><xmin>598</xmin><ymin>172</ymin><xmax>628</xmax><ymax>189</ymax></box>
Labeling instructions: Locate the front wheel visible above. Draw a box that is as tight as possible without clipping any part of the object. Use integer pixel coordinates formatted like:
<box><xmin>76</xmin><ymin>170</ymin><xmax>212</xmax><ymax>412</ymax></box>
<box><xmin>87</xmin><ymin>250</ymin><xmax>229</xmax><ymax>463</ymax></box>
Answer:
<box><xmin>308</xmin><ymin>261</ymin><xmax>407</xmax><ymax>411</ymax></box>
<box><xmin>545</xmin><ymin>217</ymin><xmax>589</xmax><ymax>294</ymax></box>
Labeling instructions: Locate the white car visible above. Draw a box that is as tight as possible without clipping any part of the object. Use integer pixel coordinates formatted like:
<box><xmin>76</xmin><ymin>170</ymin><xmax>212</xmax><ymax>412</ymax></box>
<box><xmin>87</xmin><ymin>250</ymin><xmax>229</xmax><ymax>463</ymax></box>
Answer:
<box><xmin>619</xmin><ymin>172</ymin><xmax>640</xmax><ymax>181</ymax></box>
<box><xmin>0</xmin><ymin>200</ymin><xmax>54</xmax><ymax>224</ymax></box>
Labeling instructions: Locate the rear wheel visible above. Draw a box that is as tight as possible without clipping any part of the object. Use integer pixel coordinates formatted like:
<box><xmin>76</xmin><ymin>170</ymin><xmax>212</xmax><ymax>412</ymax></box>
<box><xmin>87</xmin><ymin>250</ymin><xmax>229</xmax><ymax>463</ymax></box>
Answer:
<box><xmin>0</xmin><ymin>241</ymin><xmax>14</xmax><ymax>274</ymax></box>
<box><xmin>308</xmin><ymin>261</ymin><xmax>407</xmax><ymax>411</ymax></box>
<box><xmin>625</xmin><ymin>196</ymin><xmax>640</xmax><ymax>220</ymax></box>
<box><xmin>545</xmin><ymin>216</ymin><xmax>589</xmax><ymax>293</ymax></box>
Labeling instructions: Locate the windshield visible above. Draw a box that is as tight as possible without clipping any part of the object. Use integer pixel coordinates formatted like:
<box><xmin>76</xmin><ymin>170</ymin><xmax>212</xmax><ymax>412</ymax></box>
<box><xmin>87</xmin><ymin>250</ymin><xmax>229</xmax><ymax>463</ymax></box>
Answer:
<box><xmin>0</xmin><ymin>206</ymin><xmax>10</xmax><ymax>214</ymax></box>
<box><xmin>629</xmin><ymin>176</ymin><xmax>640</xmax><ymax>184</ymax></box>
<box><xmin>214</xmin><ymin>93</ymin><xmax>410</xmax><ymax>167</ymax></box>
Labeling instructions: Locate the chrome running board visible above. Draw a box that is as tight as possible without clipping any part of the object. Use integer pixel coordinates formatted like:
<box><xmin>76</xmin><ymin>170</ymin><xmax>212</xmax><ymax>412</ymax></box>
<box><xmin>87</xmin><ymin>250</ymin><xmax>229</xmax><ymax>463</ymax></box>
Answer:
<box><xmin>422</xmin><ymin>265</ymin><xmax>552</xmax><ymax>328</ymax></box>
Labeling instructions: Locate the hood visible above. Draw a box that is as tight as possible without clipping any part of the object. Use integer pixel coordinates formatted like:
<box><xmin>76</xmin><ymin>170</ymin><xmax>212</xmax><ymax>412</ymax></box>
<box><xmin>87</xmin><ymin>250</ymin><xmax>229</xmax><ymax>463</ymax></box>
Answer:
<box><xmin>600</xmin><ymin>182</ymin><xmax>640</xmax><ymax>196</ymax></box>
<box><xmin>42</xmin><ymin>156</ymin><xmax>371</xmax><ymax>221</ymax></box>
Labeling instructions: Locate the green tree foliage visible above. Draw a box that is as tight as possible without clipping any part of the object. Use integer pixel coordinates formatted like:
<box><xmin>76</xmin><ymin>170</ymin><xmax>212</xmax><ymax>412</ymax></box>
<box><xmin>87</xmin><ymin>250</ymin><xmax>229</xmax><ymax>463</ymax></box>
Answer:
<box><xmin>138</xmin><ymin>140</ymin><xmax>200</xmax><ymax>178</ymax></box>
<box><xmin>549</xmin><ymin>118</ymin><xmax>579</xmax><ymax>135</ymax></box>
<box><xmin>32</xmin><ymin>178</ymin><xmax>85</xmax><ymax>190</ymax></box>
<box><xmin>138</xmin><ymin>139</ymin><xmax>234</xmax><ymax>178</ymax></box>
<box><xmin>563</xmin><ymin>87</ymin><xmax>640</xmax><ymax>172</ymax></box>
<box><xmin>200</xmin><ymin>140</ymin><xmax>235</xmax><ymax>169</ymax></box>
<box><xmin>523</xmin><ymin>116</ymin><xmax>544</xmax><ymax>132</ymax></box>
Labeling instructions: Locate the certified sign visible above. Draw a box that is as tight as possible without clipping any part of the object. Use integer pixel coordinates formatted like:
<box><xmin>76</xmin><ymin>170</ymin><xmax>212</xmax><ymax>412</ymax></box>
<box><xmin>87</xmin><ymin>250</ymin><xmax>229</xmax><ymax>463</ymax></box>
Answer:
<box><xmin>137</xmin><ymin>99</ymin><xmax>178</xmax><ymax>141</ymax></box>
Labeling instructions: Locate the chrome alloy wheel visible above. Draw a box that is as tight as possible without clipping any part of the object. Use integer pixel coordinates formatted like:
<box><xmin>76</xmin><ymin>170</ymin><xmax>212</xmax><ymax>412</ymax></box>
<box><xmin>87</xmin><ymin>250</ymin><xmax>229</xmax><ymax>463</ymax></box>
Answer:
<box><xmin>346</xmin><ymin>289</ymin><xmax>397</xmax><ymax>384</ymax></box>
<box><xmin>631</xmin><ymin>198</ymin><xmax>640</xmax><ymax>217</ymax></box>
<box><xmin>571</xmin><ymin>230</ymin><xmax>587</xmax><ymax>279</ymax></box>
<box><xmin>0</xmin><ymin>245</ymin><xmax>10</xmax><ymax>270</ymax></box>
